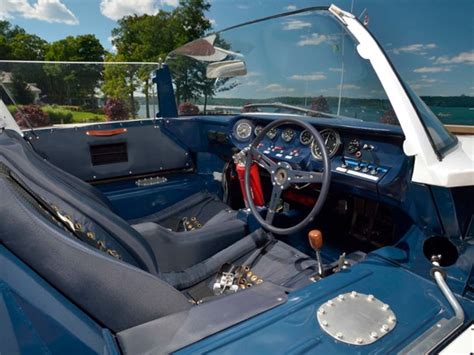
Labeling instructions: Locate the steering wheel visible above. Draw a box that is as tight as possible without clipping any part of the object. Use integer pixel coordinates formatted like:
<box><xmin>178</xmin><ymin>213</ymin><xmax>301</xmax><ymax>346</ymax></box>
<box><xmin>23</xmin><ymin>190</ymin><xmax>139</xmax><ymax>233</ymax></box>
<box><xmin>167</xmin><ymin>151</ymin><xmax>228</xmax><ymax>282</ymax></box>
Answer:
<box><xmin>244</xmin><ymin>117</ymin><xmax>331</xmax><ymax>235</ymax></box>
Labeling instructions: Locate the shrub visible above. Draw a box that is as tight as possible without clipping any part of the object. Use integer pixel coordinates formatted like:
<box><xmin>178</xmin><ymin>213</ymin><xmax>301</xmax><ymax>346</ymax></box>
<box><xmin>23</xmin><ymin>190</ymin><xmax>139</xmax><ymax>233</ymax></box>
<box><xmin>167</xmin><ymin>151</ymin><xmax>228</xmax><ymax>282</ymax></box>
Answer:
<box><xmin>44</xmin><ymin>108</ymin><xmax>73</xmax><ymax>124</ymax></box>
<box><xmin>103</xmin><ymin>98</ymin><xmax>129</xmax><ymax>121</ymax></box>
<box><xmin>178</xmin><ymin>102</ymin><xmax>199</xmax><ymax>116</ymax></box>
<box><xmin>15</xmin><ymin>105</ymin><xmax>50</xmax><ymax>128</ymax></box>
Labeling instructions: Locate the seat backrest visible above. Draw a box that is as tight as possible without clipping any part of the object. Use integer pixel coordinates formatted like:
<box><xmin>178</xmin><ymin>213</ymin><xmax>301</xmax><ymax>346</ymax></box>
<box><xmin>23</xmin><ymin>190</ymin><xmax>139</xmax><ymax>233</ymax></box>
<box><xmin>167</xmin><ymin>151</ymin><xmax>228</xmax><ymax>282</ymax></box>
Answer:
<box><xmin>0</xmin><ymin>129</ymin><xmax>159</xmax><ymax>273</ymax></box>
<box><xmin>0</xmin><ymin>129</ymin><xmax>192</xmax><ymax>331</ymax></box>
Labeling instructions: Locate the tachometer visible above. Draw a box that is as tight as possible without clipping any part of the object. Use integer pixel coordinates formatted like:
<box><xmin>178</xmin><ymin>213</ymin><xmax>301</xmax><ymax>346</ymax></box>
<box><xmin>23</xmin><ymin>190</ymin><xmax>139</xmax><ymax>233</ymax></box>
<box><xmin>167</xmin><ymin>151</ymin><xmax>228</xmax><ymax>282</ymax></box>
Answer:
<box><xmin>233</xmin><ymin>120</ymin><xmax>253</xmax><ymax>141</ymax></box>
<box><xmin>266</xmin><ymin>127</ymin><xmax>278</xmax><ymax>140</ymax></box>
<box><xmin>311</xmin><ymin>129</ymin><xmax>341</xmax><ymax>160</ymax></box>
<box><xmin>299</xmin><ymin>130</ymin><xmax>313</xmax><ymax>145</ymax></box>
<box><xmin>281</xmin><ymin>128</ymin><xmax>295</xmax><ymax>143</ymax></box>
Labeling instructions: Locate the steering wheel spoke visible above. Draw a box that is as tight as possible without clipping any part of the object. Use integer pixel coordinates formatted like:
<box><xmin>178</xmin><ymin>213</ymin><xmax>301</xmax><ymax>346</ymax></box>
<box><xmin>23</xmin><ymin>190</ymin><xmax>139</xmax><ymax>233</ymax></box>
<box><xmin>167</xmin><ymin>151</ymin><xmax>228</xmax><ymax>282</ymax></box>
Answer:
<box><xmin>251</xmin><ymin>146</ymin><xmax>277</xmax><ymax>174</ymax></box>
<box><xmin>289</xmin><ymin>170</ymin><xmax>324</xmax><ymax>184</ymax></box>
<box><xmin>266</xmin><ymin>185</ymin><xmax>283</xmax><ymax>223</ymax></box>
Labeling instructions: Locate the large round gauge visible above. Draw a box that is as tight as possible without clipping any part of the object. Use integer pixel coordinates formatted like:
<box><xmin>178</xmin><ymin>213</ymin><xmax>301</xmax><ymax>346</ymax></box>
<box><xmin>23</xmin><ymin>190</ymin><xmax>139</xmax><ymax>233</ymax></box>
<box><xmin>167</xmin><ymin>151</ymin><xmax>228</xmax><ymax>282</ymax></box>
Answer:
<box><xmin>299</xmin><ymin>130</ymin><xmax>314</xmax><ymax>145</ymax></box>
<box><xmin>281</xmin><ymin>128</ymin><xmax>295</xmax><ymax>143</ymax></box>
<box><xmin>233</xmin><ymin>120</ymin><xmax>253</xmax><ymax>141</ymax></box>
<box><xmin>311</xmin><ymin>129</ymin><xmax>341</xmax><ymax>160</ymax></box>
<box><xmin>266</xmin><ymin>127</ymin><xmax>278</xmax><ymax>140</ymax></box>
<box><xmin>254</xmin><ymin>125</ymin><xmax>264</xmax><ymax>136</ymax></box>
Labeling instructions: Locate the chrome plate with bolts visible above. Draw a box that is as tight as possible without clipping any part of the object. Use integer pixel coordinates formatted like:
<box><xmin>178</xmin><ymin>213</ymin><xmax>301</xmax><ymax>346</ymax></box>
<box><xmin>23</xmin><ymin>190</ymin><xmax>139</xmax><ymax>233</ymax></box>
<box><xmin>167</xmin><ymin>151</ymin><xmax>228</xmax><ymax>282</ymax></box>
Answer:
<box><xmin>135</xmin><ymin>176</ymin><xmax>168</xmax><ymax>187</ymax></box>
<box><xmin>317</xmin><ymin>291</ymin><xmax>397</xmax><ymax>346</ymax></box>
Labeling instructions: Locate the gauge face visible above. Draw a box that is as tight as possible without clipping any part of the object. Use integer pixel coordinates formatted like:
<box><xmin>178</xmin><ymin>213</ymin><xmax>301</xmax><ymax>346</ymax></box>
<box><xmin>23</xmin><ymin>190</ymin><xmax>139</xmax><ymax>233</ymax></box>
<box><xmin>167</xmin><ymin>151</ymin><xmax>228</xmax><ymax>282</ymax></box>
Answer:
<box><xmin>254</xmin><ymin>125</ymin><xmax>264</xmax><ymax>136</ymax></box>
<box><xmin>299</xmin><ymin>130</ymin><xmax>313</xmax><ymax>145</ymax></box>
<box><xmin>233</xmin><ymin>120</ymin><xmax>253</xmax><ymax>141</ymax></box>
<box><xmin>281</xmin><ymin>128</ymin><xmax>295</xmax><ymax>143</ymax></box>
<box><xmin>311</xmin><ymin>129</ymin><xmax>341</xmax><ymax>160</ymax></box>
<box><xmin>347</xmin><ymin>139</ymin><xmax>360</xmax><ymax>154</ymax></box>
<box><xmin>266</xmin><ymin>127</ymin><xmax>278</xmax><ymax>140</ymax></box>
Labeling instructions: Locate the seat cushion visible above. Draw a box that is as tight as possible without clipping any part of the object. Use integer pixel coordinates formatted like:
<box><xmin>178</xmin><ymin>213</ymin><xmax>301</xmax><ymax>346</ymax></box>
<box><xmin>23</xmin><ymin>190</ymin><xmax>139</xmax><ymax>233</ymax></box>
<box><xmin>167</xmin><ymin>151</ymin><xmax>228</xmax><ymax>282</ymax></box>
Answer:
<box><xmin>128</xmin><ymin>191</ymin><xmax>232</xmax><ymax>231</ymax></box>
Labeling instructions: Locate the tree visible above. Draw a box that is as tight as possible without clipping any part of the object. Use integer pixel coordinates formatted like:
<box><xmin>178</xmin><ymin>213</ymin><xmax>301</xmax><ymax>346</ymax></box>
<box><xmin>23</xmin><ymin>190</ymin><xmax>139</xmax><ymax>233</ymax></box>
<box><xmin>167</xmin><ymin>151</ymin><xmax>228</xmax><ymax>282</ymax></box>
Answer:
<box><xmin>108</xmin><ymin>0</ymin><xmax>212</xmax><ymax>117</ymax></box>
<box><xmin>10</xmin><ymin>73</ymin><xmax>35</xmax><ymax>104</ymax></box>
<box><xmin>44</xmin><ymin>35</ymin><xmax>105</xmax><ymax>107</ymax></box>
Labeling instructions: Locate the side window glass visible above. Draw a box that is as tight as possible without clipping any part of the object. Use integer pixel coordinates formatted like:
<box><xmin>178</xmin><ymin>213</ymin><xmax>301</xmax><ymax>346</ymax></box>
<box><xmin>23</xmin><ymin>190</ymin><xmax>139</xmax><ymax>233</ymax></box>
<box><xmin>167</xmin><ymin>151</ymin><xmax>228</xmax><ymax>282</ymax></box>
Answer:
<box><xmin>0</xmin><ymin>63</ymin><xmax>159</xmax><ymax>129</ymax></box>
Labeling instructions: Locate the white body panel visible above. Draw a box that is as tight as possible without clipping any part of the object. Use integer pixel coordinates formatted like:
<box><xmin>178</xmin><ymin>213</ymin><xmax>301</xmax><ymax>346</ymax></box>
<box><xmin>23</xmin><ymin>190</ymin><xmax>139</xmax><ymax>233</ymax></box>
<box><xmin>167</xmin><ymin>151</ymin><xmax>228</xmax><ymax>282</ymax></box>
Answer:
<box><xmin>331</xmin><ymin>5</ymin><xmax>474</xmax><ymax>188</ymax></box>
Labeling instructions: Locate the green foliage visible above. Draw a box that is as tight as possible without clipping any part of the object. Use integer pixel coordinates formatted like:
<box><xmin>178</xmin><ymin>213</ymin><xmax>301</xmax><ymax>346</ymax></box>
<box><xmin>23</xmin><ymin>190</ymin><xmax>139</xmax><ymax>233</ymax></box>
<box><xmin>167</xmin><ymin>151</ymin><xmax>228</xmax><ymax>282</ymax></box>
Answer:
<box><xmin>42</xmin><ymin>106</ymin><xmax>74</xmax><ymax>124</ymax></box>
<box><xmin>10</xmin><ymin>74</ymin><xmax>35</xmax><ymax>104</ymax></box>
<box><xmin>44</xmin><ymin>34</ymin><xmax>105</xmax><ymax>107</ymax></box>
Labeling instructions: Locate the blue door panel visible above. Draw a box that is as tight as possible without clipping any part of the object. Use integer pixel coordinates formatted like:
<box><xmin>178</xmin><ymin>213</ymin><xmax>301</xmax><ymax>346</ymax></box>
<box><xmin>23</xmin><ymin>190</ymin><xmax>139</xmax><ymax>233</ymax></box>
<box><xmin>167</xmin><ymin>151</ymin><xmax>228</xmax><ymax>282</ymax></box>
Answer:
<box><xmin>24</xmin><ymin>120</ymin><xmax>192</xmax><ymax>182</ymax></box>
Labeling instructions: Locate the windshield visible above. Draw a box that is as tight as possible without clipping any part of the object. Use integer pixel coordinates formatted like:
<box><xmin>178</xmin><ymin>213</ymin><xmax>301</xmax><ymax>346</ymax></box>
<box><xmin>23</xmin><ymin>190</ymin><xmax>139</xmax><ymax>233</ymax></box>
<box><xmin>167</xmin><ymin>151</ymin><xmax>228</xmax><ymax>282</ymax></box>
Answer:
<box><xmin>167</xmin><ymin>8</ymin><xmax>399</xmax><ymax>125</ymax></box>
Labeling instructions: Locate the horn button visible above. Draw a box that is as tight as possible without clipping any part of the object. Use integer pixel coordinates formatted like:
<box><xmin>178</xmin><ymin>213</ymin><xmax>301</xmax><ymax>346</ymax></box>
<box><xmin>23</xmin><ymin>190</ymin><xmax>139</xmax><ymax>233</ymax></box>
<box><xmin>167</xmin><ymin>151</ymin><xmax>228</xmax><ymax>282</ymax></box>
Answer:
<box><xmin>273</xmin><ymin>162</ymin><xmax>292</xmax><ymax>188</ymax></box>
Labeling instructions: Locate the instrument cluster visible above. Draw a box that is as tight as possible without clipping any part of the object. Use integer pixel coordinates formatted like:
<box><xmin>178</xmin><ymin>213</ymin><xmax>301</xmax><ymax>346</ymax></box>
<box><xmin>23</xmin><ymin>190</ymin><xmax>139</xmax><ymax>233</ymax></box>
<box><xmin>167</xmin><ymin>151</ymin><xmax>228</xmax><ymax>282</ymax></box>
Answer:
<box><xmin>232</xmin><ymin>119</ymin><xmax>342</xmax><ymax>160</ymax></box>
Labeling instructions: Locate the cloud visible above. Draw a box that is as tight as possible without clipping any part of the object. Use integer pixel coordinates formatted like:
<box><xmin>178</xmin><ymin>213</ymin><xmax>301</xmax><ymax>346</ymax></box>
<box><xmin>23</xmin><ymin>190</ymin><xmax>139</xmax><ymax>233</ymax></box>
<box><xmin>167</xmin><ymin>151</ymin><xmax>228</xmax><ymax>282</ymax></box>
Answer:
<box><xmin>100</xmin><ymin>0</ymin><xmax>178</xmax><ymax>20</ymax></box>
<box><xmin>237</xmin><ymin>4</ymin><xmax>249</xmax><ymax>10</ymax></box>
<box><xmin>413</xmin><ymin>66</ymin><xmax>451</xmax><ymax>73</ymax></box>
<box><xmin>337</xmin><ymin>84</ymin><xmax>360</xmax><ymax>90</ymax></box>
<box><xmin>282</xmin><ymin>19</ymin><xmax>311</xmax><ymax>31</ymax></box>
<box><xmin>289</xmin><ymin>72</ymin><xmax>326</xmax><ymax>81</ymax></box>
<box><xmin>297</xmin><ymin>33</ymin><xmax>337</xmax><ymax>46</ymax></box>
<box><xmin>0</xmin><ymin>0</ymin><xmax>78</xmax><ymax>24</ymax></box>
<box><xmin>329</xmin><ymin>67</ymin><xmax>343</xmax><ymax>72</ymax></box>
<box><xmin>262</xmin><ymin>84</ymin><xmax>295</xmax><ymax>93</ymax></box>
<box><xmin>434</xmin><ymin>50</ymin><xmax>474</xmax><ymax>65</ymax></box>
<box><xmin>392</xmin><ymin>43</ymin><xmax>436</xmax><ymax>55</ymax></box>
<box><xmin>209</xmin><ymin>18</ymin><xmax>216</xmax><ymax>27</ymax></box>
<box><xmin>285</xmin><ymin>5</ymin><xmax>297</xmax><ymax>11</ymax></box>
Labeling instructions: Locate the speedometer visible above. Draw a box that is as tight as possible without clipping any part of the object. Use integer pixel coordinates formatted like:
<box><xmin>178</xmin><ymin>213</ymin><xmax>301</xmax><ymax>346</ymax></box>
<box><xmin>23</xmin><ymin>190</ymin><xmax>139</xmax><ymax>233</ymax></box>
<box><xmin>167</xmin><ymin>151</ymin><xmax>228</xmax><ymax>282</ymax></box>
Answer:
<box><xmin>281</xmin><ymin>128</ymin><xmax>295</xmax><ymax>143</ymax></box>
<box><xmin>299</xmin><ymin>130</ymin><xmax>313</xmax><ymax>145</ymax></box>
<box><xmin>233</xmin><ymin>120</ymin><xmax>253</xmax><ymax>141</ymax></box>
<box><xmin>311</xmin><ymin>129</ymin><xmax>341</xmax><ymax>160</ymax></box>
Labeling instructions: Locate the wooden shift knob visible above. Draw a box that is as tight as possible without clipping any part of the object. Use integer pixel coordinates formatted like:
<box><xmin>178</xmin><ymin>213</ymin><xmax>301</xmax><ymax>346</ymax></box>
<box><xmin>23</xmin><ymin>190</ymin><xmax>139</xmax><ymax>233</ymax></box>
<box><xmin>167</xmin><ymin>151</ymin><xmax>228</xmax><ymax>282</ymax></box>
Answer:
<box><xmin>308</xmin><ymin>230</ymin><xmax>323</xmax><ymax>250</ymax></box>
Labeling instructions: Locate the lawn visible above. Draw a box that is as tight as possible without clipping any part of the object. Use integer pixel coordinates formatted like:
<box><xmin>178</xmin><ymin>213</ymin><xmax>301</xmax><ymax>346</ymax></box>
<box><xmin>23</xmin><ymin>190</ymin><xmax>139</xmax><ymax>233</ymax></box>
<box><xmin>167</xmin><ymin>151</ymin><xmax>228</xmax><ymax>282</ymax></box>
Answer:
<box><xmin>7</xmin><ymin>104</ymin><xmax>107</xmax><ymax>124</ymax></box>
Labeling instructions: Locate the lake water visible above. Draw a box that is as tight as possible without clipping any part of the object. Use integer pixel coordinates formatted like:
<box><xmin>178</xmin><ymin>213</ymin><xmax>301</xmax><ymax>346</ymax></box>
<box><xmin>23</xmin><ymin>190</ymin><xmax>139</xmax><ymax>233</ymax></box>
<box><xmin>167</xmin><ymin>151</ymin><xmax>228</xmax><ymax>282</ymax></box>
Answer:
<box><xmin>138</xmin><ymin>104</ymin><xmax>473</xmax><ymax>126</ymax></box>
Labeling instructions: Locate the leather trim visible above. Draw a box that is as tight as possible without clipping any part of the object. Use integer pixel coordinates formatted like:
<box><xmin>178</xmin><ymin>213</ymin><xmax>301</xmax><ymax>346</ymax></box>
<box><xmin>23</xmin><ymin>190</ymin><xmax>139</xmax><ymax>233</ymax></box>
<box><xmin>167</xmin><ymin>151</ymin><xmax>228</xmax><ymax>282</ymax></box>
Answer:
<box><xmin>86</xmin><ymin>128</ymin><xmax>127</xmax><ymax>137</ymax></box>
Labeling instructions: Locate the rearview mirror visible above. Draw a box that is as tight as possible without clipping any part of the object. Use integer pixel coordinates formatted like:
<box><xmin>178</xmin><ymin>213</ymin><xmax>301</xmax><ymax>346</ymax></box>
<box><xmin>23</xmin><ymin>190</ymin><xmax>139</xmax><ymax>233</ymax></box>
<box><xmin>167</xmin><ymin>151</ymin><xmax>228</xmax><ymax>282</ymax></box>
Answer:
<box><xmin>206</xmin><ymin>60</ymin><xmax>247</xmax><ymax>79</ymax></box>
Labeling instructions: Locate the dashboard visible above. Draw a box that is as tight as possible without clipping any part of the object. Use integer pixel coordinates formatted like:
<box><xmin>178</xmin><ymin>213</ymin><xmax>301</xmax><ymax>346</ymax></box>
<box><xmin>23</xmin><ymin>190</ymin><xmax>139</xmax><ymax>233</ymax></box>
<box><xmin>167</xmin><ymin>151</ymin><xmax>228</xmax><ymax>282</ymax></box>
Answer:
<box><xmin>229</xmin><ymin>116</ymin><xmax>408</xmax><ymax>194</ymax></box>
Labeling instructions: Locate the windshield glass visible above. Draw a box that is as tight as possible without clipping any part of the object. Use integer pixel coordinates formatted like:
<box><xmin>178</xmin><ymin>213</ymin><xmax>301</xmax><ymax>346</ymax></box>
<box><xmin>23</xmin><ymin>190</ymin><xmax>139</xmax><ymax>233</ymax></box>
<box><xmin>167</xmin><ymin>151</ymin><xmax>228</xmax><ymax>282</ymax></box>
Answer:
<box><xmin>167</xmin><ymin>8</ymin><xmax>399</xmax><ymax>125</ymax></box>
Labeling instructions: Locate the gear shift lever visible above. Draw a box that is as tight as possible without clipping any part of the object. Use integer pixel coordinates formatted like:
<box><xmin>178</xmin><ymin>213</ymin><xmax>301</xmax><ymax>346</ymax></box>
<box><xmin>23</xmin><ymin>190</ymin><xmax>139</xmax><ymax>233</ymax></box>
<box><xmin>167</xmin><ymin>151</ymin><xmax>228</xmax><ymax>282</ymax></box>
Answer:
<box><xmin>308</xmin><ymin>229</ymin><xmax>324</xmax><ymax>276</ymax></box>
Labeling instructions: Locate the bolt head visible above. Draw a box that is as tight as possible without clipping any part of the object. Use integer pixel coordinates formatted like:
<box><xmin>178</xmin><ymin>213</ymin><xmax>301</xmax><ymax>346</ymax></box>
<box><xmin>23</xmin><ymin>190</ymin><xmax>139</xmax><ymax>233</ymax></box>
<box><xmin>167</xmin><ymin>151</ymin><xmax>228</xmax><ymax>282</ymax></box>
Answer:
<box><xmin>356</xmin><ymin>338</ymin><xmax>364</xmax><ymax>344</ymax></box>
<box><xmin>381</xmin><ymin>324</ymin><xmax>389</xmax><ymax>332</ymax></box>
<box><xmin>337</xmin><ymin>294</ymin><xmax>345</xmax><ymax>301</ymax></box>
<box><xmin>336</xmin><ymin>332</ymin><xmax>343</xmax><ymax>339</ymax></box>
<box><xmin>370</xmin><ymin>331</ymin><xmax>379</xmax><ymax>339</ymax></box>
<box><xmin>322</xmin><ymin>320</ymin><xmax>328</xmax><ymax>327</ymax></box>
<box><xmin>367</xmin><ymin>294</ymin><xmax>375</xmax><ymax>301</ymax></box>
<box><xmin>350</xmin><ymin>291</ymin><xmax>358</xmax><ymax>298</ymax></box>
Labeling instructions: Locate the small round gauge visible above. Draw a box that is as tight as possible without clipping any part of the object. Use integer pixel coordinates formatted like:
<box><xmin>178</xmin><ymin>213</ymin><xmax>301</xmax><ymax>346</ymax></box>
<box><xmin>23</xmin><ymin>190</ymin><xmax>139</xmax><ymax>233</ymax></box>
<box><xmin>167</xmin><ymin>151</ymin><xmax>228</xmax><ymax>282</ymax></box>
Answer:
<box><xmin>299</xmin><ymin>130</ymin><xmax>314</xmax><ymax>145</ymax></box>
<box><xmin>254</xmin><ymin>125</ymin><xmax>264</xmax><ymax>136</ymax></box>
<box><xmin>266</xmin><ymin>127</ymin><xmax>278</xmax><ymax>140</ymax></box>
<box><xmin>347</xmin><ymin>139</ymin><xmax>360</xmax><ymax>154</ymax></box>
<box><xmin>311</xmin><ymin>129</ymin><xmax>341</xmax><ymax>160</ymax></box>
<box><xmin>233</xmin><ymin>120</ymin><xmax>253</xmax><ymax>141</ymax></box>
<box><xmin>281</xmin><ymin>128</ymin><xmax>295</xmax><ymax>143</ymax></box>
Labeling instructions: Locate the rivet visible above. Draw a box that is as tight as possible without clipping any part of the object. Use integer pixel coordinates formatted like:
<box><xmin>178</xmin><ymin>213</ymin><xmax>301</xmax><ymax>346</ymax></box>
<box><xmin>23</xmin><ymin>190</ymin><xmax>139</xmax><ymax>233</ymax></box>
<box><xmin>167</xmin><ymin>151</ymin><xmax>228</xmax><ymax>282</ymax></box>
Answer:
<box><xmin>318</xmin><ymin>308</ymin><xmax>325</xmax><ymax>315</ymax></box>
<box><xmin>351</xmin><ymin>291</ymin><xmax>358</xmax><ymax>298</ymax></box>
<box><xmin>382</xmin><ymin>304</ymin><xmax>389</xmax><ymax>311</ymax></box>
<box><xmin>321</xmin><ymin>320</ymin><xmax>328</xmax><ymax>327</ymax></box>
<box><xmin>337</xmin><ymin>294</ymin><xmax>345</xmax><ymax>301</ymax></box>
<box><xmin>370</xmin><ymin>331</ymin><xmax>378</xmax><ymax>339</ymax></box>
<box><xmin>336</xmin><ymin>332</ymin><xmax>343</xmax><ymax>339</ymax></box>
<box><xmin>277</xmin><ymin>297</ymin><xmax>283</xmax><ymax>302</ymax></box>
<box><xmin>367</xmin><ymin>294</ymin><xmax>375</xmax><ymax>301</ymax></box>
<box><xmin>388</xmin><ymin>316</ymin><xmax>396</xmax><ymax>323</ymax></box>
<box><xmin>356</xmin><ymin>338</ymin><xmax>364</xmax><ymax>344</ymax></box>
<box><xmin>327</xmin><ymin>300</ymin><xmax>334</xmax><ymax>306</ymax></box>
<box><xmin>381</xmin><ymin>324</ymin><xmax>389</xmax><ymax>332</ymax></box>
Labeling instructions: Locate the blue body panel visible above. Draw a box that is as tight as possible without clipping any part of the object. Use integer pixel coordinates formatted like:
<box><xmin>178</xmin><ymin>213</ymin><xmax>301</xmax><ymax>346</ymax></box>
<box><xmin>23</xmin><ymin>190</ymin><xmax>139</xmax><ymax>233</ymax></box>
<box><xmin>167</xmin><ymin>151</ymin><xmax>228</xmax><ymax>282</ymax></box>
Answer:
<box><xmin>0</xmin><ymin>246</ymin><xmax>119</xmax><ymax>355</ymax></box>
<box><xmin>178</xmin><ymin>245</ymin><xmax>474</xmax><ymax>354</ymax></box>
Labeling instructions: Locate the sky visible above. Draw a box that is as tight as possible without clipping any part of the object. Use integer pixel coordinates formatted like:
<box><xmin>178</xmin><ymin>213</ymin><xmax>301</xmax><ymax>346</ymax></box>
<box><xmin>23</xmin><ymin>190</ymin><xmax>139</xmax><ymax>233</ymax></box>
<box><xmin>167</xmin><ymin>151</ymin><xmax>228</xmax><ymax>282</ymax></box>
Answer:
<box><xmin>1</xmin><ymin>0</ymin><xmax>473</xmax><ymax>97</ymax></box>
